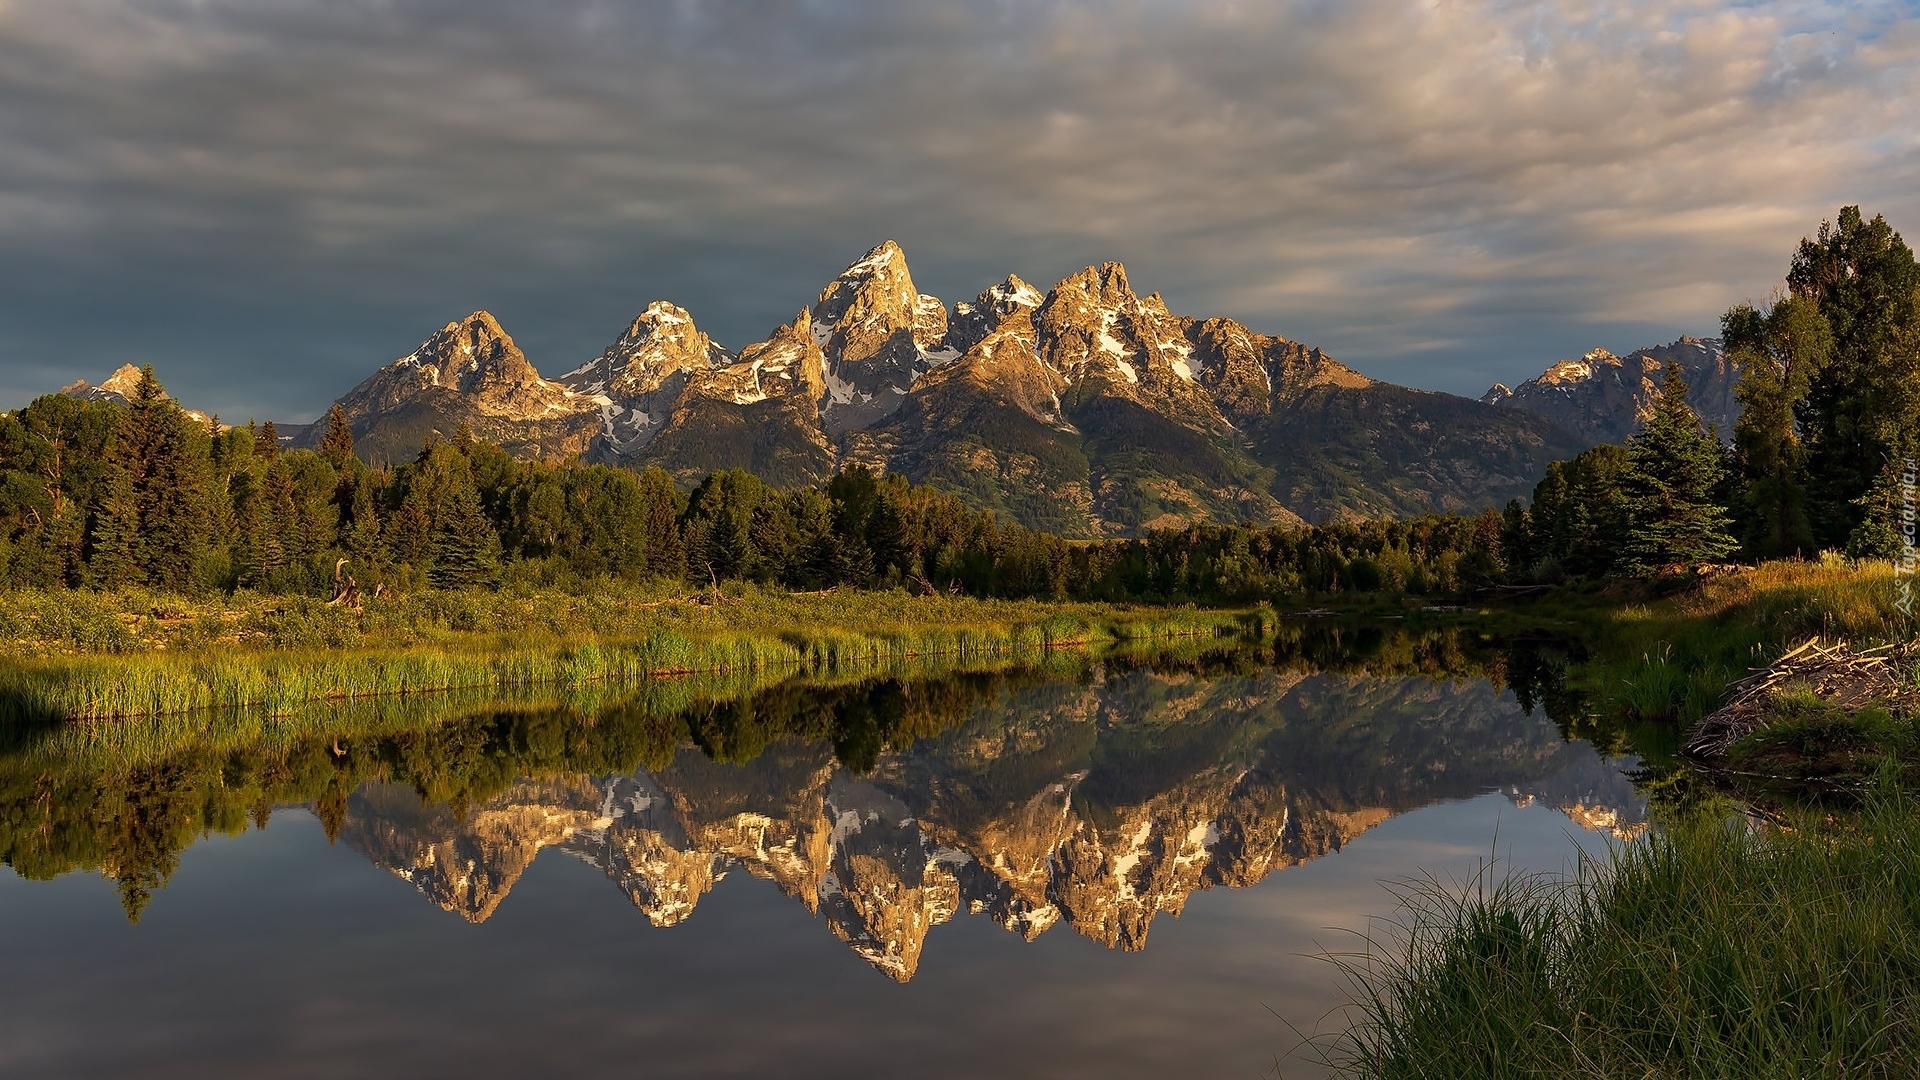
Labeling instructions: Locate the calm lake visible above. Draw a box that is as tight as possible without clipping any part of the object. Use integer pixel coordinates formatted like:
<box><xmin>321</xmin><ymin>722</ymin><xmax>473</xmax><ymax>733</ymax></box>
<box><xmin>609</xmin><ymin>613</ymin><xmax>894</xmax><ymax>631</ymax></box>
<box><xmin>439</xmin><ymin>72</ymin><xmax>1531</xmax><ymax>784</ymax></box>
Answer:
<box><xmin>0</xmin><ymin>635</ymin><xmax>1641</xmax><ymax>1078</ymax></box>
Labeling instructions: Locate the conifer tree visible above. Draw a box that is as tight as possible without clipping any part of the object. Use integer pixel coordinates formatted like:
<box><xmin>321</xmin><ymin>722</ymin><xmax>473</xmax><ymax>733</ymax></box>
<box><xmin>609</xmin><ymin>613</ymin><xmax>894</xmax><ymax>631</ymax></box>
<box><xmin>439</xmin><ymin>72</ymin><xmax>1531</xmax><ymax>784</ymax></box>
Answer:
<box><xmin>318</xmin><ymin>403</ymin><xmax>356</xmax><ymax>469</ymax></box>
<box><xmin>239</xmin><ymin>457</ymin><xmax>296</xmax><ymax>587</ymax></box>
<box><xmin>428</xmin><ymin>483</ymin><xmax>500</xmax><ymax>588</ymax></box>
<box><xmin>89</xmin><ymin>367</ymin><xmax>211</xmax><ymax>591</ymax></box>
<box><xmin>1788</xmin><ymin>206</ymin><xmax>1920</xmax><ymax>545</ymax></box>
<box><xmin>1623</xmin><ymin>363</ymin><xmax>1738</xmax><ymax>567</ymax></box>
<box><xmin>1846</xmin><ymin>455</ymin><xmax>1913</xmax><ymax>560</ymax></box>
<box><xmin>88</xmin><ymin>454</ymin><xmax>140</xmax><ymax>588</ymax></box>
<box><xmin>339</xmin><ymin>472</ymin><xmax>383</xmax><ymax>564</ymax></box>
<box><xmin>1724</xmin><ymin>295</ymin><xmax>1832</xmax><ymax>557</ymax></box>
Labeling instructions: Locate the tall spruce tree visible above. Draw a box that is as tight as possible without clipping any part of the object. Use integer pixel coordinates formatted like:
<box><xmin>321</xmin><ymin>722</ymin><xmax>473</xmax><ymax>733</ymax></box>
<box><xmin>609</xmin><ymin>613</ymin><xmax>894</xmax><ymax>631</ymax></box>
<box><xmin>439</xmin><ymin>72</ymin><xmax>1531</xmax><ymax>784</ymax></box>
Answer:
<box><xmin>428</xmin><ymin>483</ymin><xmax>500</xmax><ymax>588</ymax></box>
<box><xmin>89</xmin><ymin>367</ymin><xmax>211</xmax><ymax>591</ymax></box>
<box><xmin>1724</xmin><ymin>295</ymin><xmax>1832</xmax><ymax>557</ymax></box>
<box><xmin>1624</xmin><ymin>363</ymin><xmax>1737</xmax><ymax>567</ymax></box>
<box><xmin>318</xmin><ymin>403</ymin><xmax>356</xmax><ymax>469</ymax></box>
<box><xmin>1787</xmin><ymin>206</ymin><xmax>1920</xmax><ymax>546</ymax></box>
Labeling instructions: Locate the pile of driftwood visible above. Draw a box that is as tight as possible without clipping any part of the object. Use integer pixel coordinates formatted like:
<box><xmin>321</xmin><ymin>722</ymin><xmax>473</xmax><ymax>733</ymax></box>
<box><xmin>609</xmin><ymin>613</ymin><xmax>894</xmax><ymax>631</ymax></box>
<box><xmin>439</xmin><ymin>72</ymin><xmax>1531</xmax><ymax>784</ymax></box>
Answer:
<box><xmin>1682</xmin><ymin>638</ymin><xmax>1911</xmax><ymax>759</ymax></box>
<box><xmin>324</xmin><ymin>559</ymin><xmax>387</xmax><ymax>611</ymax></box>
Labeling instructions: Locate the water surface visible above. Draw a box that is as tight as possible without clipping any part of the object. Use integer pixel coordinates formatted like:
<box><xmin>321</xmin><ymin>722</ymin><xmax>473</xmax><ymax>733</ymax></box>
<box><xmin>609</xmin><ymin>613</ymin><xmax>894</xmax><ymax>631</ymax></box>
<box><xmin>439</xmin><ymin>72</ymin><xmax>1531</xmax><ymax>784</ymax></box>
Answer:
<box><xmin>1</xmin><ymin>641</ymin><xmax>1641</xmax><ymax>1078</ymax></box>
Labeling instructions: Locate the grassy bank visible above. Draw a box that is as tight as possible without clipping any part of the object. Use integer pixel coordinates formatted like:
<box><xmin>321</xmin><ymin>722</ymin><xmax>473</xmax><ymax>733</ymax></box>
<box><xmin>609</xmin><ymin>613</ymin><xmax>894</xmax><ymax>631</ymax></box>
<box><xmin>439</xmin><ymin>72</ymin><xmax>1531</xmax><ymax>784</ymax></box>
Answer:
<box><xmin>1329</xmin><ymin>786</ymin><xmax>1920</xmax><ymax>1079</ymax></box>
<box><xmin>1322</xmin><ymin>559</ymin><xmax>1920</xmax><ymax>1079</ymax></box>
<box><xmin>1538</xmin><ymin>559</ymin><xmax>1914</xmax><ymax>729</ymax></box>
<box><xmin>0</xmin><ymin>583</ymin><xmax>1275</xmax><ymax>721</ymax></box>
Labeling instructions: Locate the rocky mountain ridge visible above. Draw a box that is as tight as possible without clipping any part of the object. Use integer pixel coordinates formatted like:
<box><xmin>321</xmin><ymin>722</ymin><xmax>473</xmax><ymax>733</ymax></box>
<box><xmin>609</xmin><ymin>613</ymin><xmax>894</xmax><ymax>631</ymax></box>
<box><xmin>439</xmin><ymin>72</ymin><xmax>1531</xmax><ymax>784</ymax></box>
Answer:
<box><xmin>1482</xmin><ymin>336</ymin><xmax>1739</xmax><ymax>445</ymax></box>
<box><xmin>298</xmin><ymin>242</ymin><xmax>1589</xmax><ymax>532</ymax></box>
<box><xmin>59</xmin><ymin>362</ymin><xmax>221</xmax><ymax>428</ymax></box>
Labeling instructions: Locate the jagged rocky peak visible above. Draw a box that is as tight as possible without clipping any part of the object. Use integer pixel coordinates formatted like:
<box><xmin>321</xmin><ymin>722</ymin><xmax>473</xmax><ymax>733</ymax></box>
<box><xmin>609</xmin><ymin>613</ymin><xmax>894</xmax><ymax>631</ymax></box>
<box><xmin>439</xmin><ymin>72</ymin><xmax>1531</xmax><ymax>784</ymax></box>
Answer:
<box><xmin>946</xmin><ymin>274</ymin><xmax>1046</xmax><ymax>356</ymax></box>
<box><xmin>1031</xmin><ymin>263</ymin><xmax>1246</xmax><ymax>417</ymax></box>
<box><xmin>100</xmin><ymin>363</ymin><xmax>149</xmax><ymax>398</ymax></box>
<box><xmin>342</xmin><ymin>310</ymin><xmax>581</xmax><ymax>418</ymax></box>
<box><xmin>695</xmin><ymin>308</ymin><xmax>827</xmax><ymax>406</ymax></box>
<box><xmin>1034</xmin><ymin>261</ymin><xmax>1152</xmax><ymax>383</ymax></box>
<box><xmin>809</xmin><ymin>241</ymin><xmax>953</xmax><ymax>434</ymax></box>
<box><xmin>559</xmin><ymin>300</ymin><xmax>734</xmax><ymax>455</ymax></box>
<box><xmin>399</xmin><ymin>311</ymin><xmax>542</xmax><ymax>393</ymax></box>
<box><xmin>60</xmin><ymin>362</ymin><xmax>223</xmax><ymax>425</ymax></box>
<box><xmin>811</xmin><ymin>240</ymin><xmax>939</xmax><ymax>360</ymax></box>
<box><xmin>565</xmin><ymin>300</ymin><xmax>732</xmax><ymax>398</ymax></box>
<box><xmin>1053</xmin><ymin>261</ymin><xmax>1139</xmax><ymax>310</ymax></box>
<box><xmin>313</xmin><ymin>309</ymin><xmax>601</xmax><ymax>463</ymax></box>
<box><xmin>1541</xmin><ymin>348</ymin><xmax>1617</xmax><ymax>386</ymax></box>
<box><xmin>60</xmin><ymin>362</ymin><xmax>152</xmax><ymax>402</ymax></box>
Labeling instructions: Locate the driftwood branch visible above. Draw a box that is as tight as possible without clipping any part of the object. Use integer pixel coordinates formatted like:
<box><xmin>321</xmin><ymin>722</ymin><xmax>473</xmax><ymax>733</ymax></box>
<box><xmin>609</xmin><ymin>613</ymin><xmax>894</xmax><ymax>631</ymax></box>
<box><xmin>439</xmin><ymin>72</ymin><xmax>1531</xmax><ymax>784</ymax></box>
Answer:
<box><xmin>326</xmin><ymin>558</ymin><xmax>365</xmax><ymax>611</ymax></box>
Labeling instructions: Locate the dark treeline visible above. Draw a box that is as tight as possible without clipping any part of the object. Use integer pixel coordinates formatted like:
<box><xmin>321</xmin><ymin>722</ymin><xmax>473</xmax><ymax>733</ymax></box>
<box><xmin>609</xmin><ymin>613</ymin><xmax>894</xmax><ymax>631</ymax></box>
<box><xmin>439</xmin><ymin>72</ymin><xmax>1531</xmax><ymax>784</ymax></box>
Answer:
<box><xmin>1507</xmin><ymin>205</ymin><xmax>1919</xmax><ymax>579</ymax></box>
<box><xmin>0</xmin><ymin>377</ymin><xmax>1510</xmax><ymax>603</ymax></box>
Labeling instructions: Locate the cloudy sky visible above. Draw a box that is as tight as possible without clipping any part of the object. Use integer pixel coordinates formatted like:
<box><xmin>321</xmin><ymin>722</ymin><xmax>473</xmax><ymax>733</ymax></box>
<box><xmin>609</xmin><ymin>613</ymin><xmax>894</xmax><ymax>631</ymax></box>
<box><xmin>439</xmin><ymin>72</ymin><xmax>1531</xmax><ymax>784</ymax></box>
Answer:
<box><xmin>1</xmin><ymin>0</ymin><xmax>1916</xmax><ymax>421</ymax></box>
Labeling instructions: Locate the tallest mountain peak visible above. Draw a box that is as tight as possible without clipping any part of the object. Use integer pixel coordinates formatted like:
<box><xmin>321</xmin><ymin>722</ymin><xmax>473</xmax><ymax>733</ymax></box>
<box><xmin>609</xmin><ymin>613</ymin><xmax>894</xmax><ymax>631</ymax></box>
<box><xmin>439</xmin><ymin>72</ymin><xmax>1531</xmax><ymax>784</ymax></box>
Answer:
<box><xmin>814</xmin><ymin>240</ymin><xmax>917</xmax><ymax>318</ymax></box>
<box><xmin>846</xmin><ymin>239</ymin><xmax>907</xmax><ymax>275</ymax></box>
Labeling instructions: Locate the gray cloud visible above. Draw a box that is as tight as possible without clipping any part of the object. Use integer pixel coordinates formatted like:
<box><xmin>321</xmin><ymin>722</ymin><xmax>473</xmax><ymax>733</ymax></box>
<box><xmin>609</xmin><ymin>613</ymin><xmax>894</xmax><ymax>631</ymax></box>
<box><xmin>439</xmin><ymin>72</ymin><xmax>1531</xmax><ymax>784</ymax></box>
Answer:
<box><xmin>1</xmin><ymin>0</ymin><xmax>1915</xmax><ymax>420</ymax></box>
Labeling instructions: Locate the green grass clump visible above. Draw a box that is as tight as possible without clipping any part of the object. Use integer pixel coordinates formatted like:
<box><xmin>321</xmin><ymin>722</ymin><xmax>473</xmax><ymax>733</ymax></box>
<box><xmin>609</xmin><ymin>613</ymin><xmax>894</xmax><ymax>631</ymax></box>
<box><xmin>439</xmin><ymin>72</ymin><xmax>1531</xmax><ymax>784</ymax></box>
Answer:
<box><xmin>1724</xmin><ymin>692</ymin><xmax>1918</xmax><ymax>791</ymax></box>
<box><xmin>1327</xmin><ymin>788</ymin><xmax>1920</xmax><ymax>1079</ymax></box>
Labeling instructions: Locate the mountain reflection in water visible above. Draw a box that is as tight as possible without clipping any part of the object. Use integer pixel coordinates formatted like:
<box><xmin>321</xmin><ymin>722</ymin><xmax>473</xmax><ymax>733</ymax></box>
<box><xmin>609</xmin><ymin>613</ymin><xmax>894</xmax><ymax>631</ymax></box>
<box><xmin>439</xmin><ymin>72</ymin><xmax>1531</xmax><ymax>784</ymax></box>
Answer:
<box><xmin>322</xmin><ymin>663</ymin><xmax>1642</xmax><ymax>982</ymax></box>
<box><xmin>0</xmin><ymin>633</ymin><xmax>1654</xmax><ymax>1077</ymax></box>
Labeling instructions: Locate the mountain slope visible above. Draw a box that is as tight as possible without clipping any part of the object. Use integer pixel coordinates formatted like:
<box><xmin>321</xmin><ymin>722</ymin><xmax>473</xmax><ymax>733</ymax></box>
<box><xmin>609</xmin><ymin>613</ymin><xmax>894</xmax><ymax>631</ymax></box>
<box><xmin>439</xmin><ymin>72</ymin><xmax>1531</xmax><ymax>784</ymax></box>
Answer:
<box><xmin>1255</xmin><ymin>383</ymin><xmax>1586</xmax><ymax>520</ymax></box>
<box><xmin>844</xmin><ymin>303</ymin><xmax>1096</xmax><ymax>534</ymax></box>
<box><xmin>638</xmin><ymin>308</ymin><xmax>837</xmax><ymax>486</ymax></box>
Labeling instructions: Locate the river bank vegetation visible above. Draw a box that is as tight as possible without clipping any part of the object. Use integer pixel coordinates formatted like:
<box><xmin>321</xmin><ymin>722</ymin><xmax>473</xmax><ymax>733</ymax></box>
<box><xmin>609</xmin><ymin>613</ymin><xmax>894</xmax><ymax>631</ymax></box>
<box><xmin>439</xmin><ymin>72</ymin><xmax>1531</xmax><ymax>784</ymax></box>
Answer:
<box><xmin>0</xmin><ymin>584</ymin><xmax>1277</xmax><ymax>721</ymax></box>
<box><xmin>1321</xmin><ymin>207</ymin><xmax>1920</xmax><ymax>1080</ymax></box>
<box><xmin>1328</xmin><ymin>787</ymin><xmax>1920</xmax><ymax>1079</ymax></box>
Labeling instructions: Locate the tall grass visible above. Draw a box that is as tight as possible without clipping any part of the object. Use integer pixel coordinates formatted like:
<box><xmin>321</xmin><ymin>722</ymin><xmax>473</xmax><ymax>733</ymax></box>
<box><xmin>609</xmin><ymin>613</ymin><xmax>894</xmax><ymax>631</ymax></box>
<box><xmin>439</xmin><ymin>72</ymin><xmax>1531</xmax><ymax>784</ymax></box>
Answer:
<box><xmin>1326</xmin><ymin>786</ymin><xmax>1920</xmax><ymax>1079</ymax></box>
<box><xmin>0</xmin><ymin>582</ymin><xmax>1273</xmax><ymax>659</ymax></box>
<box><xmin>0</xmin><ymin>634</ymin><xmax>1151</xmax><ymax>777</ymax></box>
<box><xmin>0</xmin><ymin>589</ymin><xmax>1269</xmax><ymax>722</ymax></box>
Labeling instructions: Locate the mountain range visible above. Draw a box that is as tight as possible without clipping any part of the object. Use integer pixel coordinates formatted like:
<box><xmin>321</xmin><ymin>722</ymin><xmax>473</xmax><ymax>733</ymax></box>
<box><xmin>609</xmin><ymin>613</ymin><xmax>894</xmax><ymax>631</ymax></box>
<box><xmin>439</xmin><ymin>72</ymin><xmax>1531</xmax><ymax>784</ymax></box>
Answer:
<box><xmin>50</xmin><ymin>242</ymin><xmax>1742</xmax><ymax>535</ymax></box>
